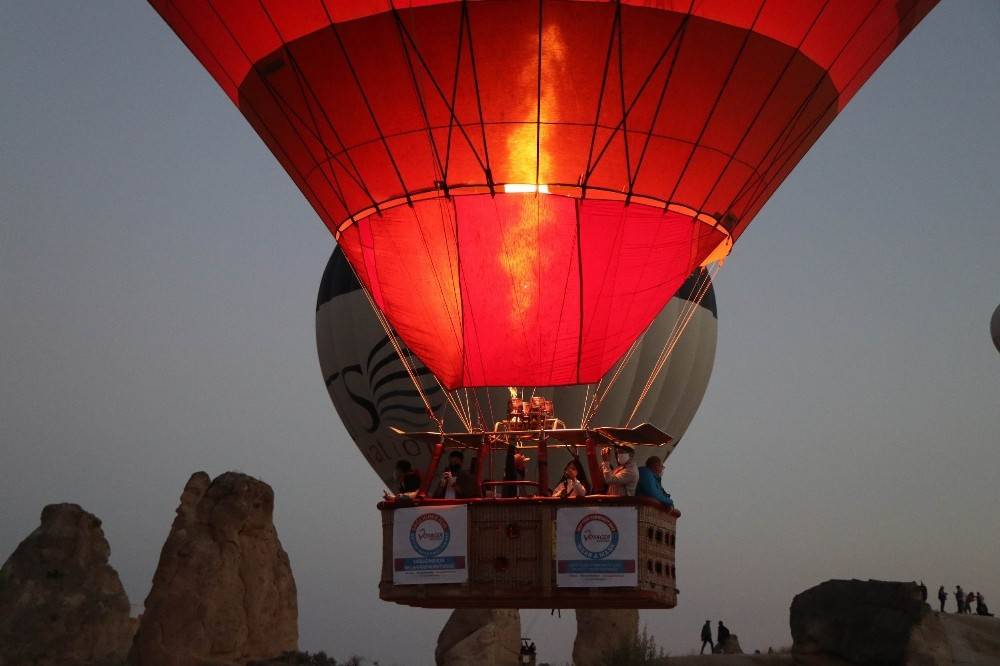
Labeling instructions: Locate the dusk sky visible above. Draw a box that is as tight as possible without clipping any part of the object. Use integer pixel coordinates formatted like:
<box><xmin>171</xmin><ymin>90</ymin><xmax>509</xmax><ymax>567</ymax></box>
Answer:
<box><xmin>2</xmin><ymin>2</ymin><xmax>998</xmax><ymax>664</ymax></box>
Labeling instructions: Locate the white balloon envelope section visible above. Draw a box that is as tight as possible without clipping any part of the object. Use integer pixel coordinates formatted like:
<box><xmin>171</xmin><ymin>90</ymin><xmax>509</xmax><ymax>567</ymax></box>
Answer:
<box><xmin>316</xmin><ymin>248</ymin><xmax>717</xmax><ymax>490</ymax></box>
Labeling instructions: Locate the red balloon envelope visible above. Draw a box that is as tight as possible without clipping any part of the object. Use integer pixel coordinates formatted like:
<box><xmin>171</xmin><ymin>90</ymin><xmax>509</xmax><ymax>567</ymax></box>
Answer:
<box><xmin>151</xmin><ymin>0</ymin><xmax>937</xmax><ymax>388</ymax></box>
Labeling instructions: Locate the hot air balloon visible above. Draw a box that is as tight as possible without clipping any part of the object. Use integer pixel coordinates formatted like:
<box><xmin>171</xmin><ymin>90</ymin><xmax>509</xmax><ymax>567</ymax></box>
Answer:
<box><xmin>992</xmin><ymin>304</ymin><xmax>1000</xmax><ymax>354</ymax></box>
<box><xmin>152</xmin><ymin>0</ymin><xmax>939</xmax><ymax>609</ymax></box>
<box><xmin>317</xmin><ymin>246</ymin><xmax>715</xmax><ymax>607</ymax></box>
<box><xmin>317</xmin><ymin>247</ymin><xmax>717</xmax><ymax>491</ymax></box>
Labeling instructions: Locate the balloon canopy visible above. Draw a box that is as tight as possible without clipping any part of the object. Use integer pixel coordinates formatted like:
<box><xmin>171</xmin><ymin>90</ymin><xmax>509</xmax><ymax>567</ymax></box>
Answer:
<box><xmin>153</xmin><ymin>0</ymin><xmax>937</xmax><ymax>388</ymax></box>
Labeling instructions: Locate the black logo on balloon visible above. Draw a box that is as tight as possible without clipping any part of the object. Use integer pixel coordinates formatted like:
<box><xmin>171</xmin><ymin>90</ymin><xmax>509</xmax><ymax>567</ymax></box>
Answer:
<box><xmin>325</xmin><ymin>336</ymin><xmax>443</xmax><ymax>433</ymax></box>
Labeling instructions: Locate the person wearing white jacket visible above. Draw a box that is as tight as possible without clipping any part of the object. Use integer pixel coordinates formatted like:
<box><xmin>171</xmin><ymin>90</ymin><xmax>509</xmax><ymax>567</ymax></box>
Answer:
<box><xmin>599</xmin><ymin>444</ymin><xmax>639</xmax><ymax>496</ymax></box>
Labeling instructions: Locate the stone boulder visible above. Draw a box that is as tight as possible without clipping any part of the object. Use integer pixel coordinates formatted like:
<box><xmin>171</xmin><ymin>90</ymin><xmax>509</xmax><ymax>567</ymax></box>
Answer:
<box><xmin>572</xmin><ymin>608</ymin><xmax>639</xmax><ymax>666</ymax></box>
<box><xmin>718</xmin><ymin>634</ymin><xmax>744</xmax><ymax>654</ymax></box>
<box><xmin>791</xmin><ymin>579</ymin><xmax>929</xmax><ymax>665</ymax></box>
<box><xmin>0</xmin><ymin>503</ymin><xmax>136</xmax><ymax>666</ymax></box>
<box><xmin>435</xmin><ymin>609</ymin><xmax>521</xmax><ymax>666</ymax></box>
<box><xmin>128</xmin><ymin>472</ymin><xmax>298</xmax><ymax>666</ymax></box>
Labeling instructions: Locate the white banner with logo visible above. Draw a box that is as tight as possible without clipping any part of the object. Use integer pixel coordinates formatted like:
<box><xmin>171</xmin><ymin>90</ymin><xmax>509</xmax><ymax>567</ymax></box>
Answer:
<box><xmin>556</xmin><ymin>506</ymin><xmax>638</xmax><ymax>587</ymax></box>
<box><xmin>392</xmin><ymin>505</ymin><xmax>468</xmax><ymax>585</ymax></box>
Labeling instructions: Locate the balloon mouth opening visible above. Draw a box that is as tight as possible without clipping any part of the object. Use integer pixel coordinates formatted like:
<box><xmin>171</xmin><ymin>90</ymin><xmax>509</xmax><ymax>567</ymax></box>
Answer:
<box><xmin>333</xmin><ymin>183</ymin><xmax>733</xmax><ymax>265</ymax></box>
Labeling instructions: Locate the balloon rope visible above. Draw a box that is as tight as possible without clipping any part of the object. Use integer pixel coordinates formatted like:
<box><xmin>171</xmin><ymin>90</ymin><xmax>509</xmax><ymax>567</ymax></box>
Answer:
<box><xmin>461</xmin><ymin>388</ymin><xmax>474</xmax><ymax>430</ymax></box>
<box><xmin>582</xmin><ymin>335</ymin><xmax>643</xmax><ymax>428</ymax></box>
<box><xmin>626</xmin><ymin>263</ymin><xmax>720</xmax><ymax>426</ymax></box>
<box><xmin>481</xmin><ymin>389</ymin><xmax>496</xmax><ymax>432</ymax></box>
<box><xmin>440</xmin><ymin>386</ymin><xmax>474</xmax><ymax>433</ymax></box>
<box><xmin>372</xmin><ymin>299</ymin><xmax>445</xmax><ymax>429</ymax></box>
<box><xmin>582</xmin><ymin>378</ymin><xmax>604</xmax><ymax>427</ymax></box>
<box><xmin>471</xmin><ymin>389</ymin><xmax>490</xmax><ymax>432</ymax></box>
<box><xmin>351</xmin><ymin>266</ymin><xmax>468</xmax><ymax>432</ymax></box>
<box><xmin>633</xmin><ymin>272</ymin><xmax>705</xmax><ymax>403</ymax></box>
<box><xmin>626</xmin><ymin>268</ymin><xmax>714</xmax><ymax>426</ymax></box>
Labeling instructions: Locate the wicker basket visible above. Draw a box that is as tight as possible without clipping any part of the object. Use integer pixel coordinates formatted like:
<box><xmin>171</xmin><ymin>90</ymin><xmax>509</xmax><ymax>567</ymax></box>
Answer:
<box><xmin>379</xmin><ymin>497</ymin><xmax>677</xmax><ymax>609</ymax></box>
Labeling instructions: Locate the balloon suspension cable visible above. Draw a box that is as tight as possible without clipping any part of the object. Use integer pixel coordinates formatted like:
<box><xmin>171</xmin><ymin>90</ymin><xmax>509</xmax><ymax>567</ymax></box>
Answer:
<box><xmin>581</xmin><ymin>334</ymin><xmax>643</xmax><ymax>428</ymax></box>
<box><xmin>581</xmin><ymin>379</ymin><xmax>603</xmax><ymax>427</ymax></box>
<box><xmin>626</xmin><ymin>262</ymin><xmax>721</xmax><ymax>427</ymax></box>
<box><xmin>367</xmin><ymin>294</ymin><xmax>442</xmax><ymax>429</ymax></box>
<box><xmin>458</xmin><ymin>387</ymin><xmax>475</xmax><ymax>431</ymax></box>
<box><xmin>438</xmin><ymin>385</ymin><xmax>475</xmax><ymax>433</ymax></box>
<box><xmin>350</xmin><ymin>264</ymin><xmax>468</xmax><ymax>433</ymax></box>
<box><xmin>470</xmin><ymin>389</ymin><xmax>489</xmax><ymax>432</ymax></box>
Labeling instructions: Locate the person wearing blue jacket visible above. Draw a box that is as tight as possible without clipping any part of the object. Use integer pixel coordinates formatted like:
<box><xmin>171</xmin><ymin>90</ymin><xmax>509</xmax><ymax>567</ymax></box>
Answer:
<box><xmin>636</xmin><ymin>456</ymin><xmax>674</xmax><ymax>509</ymax></box>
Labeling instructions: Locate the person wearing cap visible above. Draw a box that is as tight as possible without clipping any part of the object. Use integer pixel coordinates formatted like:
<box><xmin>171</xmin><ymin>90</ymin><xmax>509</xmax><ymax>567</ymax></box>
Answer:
<box><xmin>599</xmin><ymin>443</ymin><xmax>639</xmax><ymax>496</ymax></box>
<box><xmin>636</xmin><ymin>456</ymin><xmax>674</xmax><ymax>509</ymax></box>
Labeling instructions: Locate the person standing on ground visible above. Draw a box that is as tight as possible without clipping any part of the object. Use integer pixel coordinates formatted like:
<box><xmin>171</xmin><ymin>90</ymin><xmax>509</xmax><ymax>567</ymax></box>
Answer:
<box><xmin>938</xmin><ymin>585</ymin><xmax>948</xmax><ymax>612</ymax></box>
<box><xmin>976</xmin><ymin>592</ymin><xmax>993</xmax><ymax>616</ymax></box>
<box><xmin>919</xmin><ymin>581</ymin><xmax>928</xmax><ymax>603</ymax></box>
<box><xmin>955</xmin><ymin>586</ymin><xmax>965</xmax><ymax>613</ymax></box>
<box><xmin>967</xmin><ymin>591</ymin><xmax>976</xmax><ymax>614</ymax></box>
<box><xmin>716</xmin><ymin>621</ymin><xmax>731</xmax><ymax>651</ymax></box>
<box><xmin>700</xmin><ymin>620</ymin><xmax>714</xmax><ymax>654</ymax></box>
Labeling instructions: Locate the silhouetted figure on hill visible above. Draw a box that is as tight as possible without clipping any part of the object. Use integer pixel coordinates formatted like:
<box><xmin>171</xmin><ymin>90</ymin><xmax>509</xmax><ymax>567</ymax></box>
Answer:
<box><xmin>967</xmin><ymin>591</ymin><xmax>976</xmax><ymax>614</ymax></box>
<box><xmin>955</xmin><ymin>586</ymin><xmax>966</xmax><ymax>613</ymax></box>
<box><xmin>700</xmin><ymin>620</ymin><xmax>714</xmax><ymax>654</ymax></box>
<box><xmin>976</xmin><ymin>592</ymin><xmax>993</xmax><ymax>616</ymax></box>
<box><xmin>919</xmin><ymin>581</ymin><xmax>928</xmax><ymax>602</ymax></box>
<box><xmin>938</xmin><ymin>585</ymin><xmax>948</xmax><ymax>612</ymax></box>
<box><xmin>716</xmin><ymin>621</ymin><xmax>731</xmax><ymax>651</ymax></box>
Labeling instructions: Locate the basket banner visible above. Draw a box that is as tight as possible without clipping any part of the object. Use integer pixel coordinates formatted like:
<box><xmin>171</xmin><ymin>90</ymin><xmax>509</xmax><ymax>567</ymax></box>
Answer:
<box><xmin>556</xmin><ymin>506</ymin><xmax>638</xmax><ymax>588</ymax></box>
<box><xmin>392</xmin><ymin>505</ymin><xmax>468</xmax><ymax>585</ymax></box>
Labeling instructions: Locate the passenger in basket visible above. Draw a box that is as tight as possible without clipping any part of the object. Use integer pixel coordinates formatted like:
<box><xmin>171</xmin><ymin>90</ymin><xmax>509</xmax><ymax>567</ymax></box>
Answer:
<box><xmin>599</xmin><ymin>444</ymin><xmax>639</xmax><ymax>496</ymax></box>
<box><xmin>432</xmin><ymin>450</ymin><xmax>478</xmax><ymax>499</ymax></box>
<box><xmin>636</xmin><ymin>456</ymin><xmax>674</xmax><ymax>510</ymax></box>
<box><xmin>502</xmin><ymin>444</ymin><xmax>531</xmax><ymax>497</ymax></box>
<box><xmin>395</xmin><ymin>459</ymin><xmax>422</xmax><ymax>496</ymax></box>
<box><xmin>551</xmin><ymin>460</ymin><xmax>587</xmax><ymax>498</ymax></box>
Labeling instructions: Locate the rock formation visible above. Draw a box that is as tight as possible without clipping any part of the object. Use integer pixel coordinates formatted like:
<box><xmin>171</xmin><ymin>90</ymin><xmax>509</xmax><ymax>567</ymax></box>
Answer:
<box><xmin>0</xmin><ymin>503</ymin><xmax>136</xmax><ymax>666</ymax></box>
<box><xmin>718</xmin><ymin>633</ymin><xmax>744</xmax><ymax>654</ymax></box>
<box><xmin>572</xmin><ymin>608</ymin><xmax>639</xmax><ymax>666</ymax></box>
<box><xmin>791</xmin><ymin>579</ymin><xmax>928</xmax><ymax>665</ymax></box>
<box><xmin>128</xmin><ymin>471</ymin><xmax>298</xmax><ymax>666</ymax></box>
<box><xmin>435</xmin><ymin>608</ymin><xmax>521</xmax><ymax>666</ymax></box>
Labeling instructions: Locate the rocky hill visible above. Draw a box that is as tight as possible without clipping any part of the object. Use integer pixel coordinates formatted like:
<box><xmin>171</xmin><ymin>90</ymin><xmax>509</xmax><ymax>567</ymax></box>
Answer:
<box><xmin>0</xmin><ymin>503</ymin><xmax>136</xmax><ymax>666</ymax></box>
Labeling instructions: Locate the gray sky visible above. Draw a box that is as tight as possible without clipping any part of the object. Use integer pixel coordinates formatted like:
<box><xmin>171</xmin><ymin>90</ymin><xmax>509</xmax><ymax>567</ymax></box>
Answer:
<box><xmin>2</xmin><ymin>2</ymin><xmax>998</xmax><ymax>663</ymax></box>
